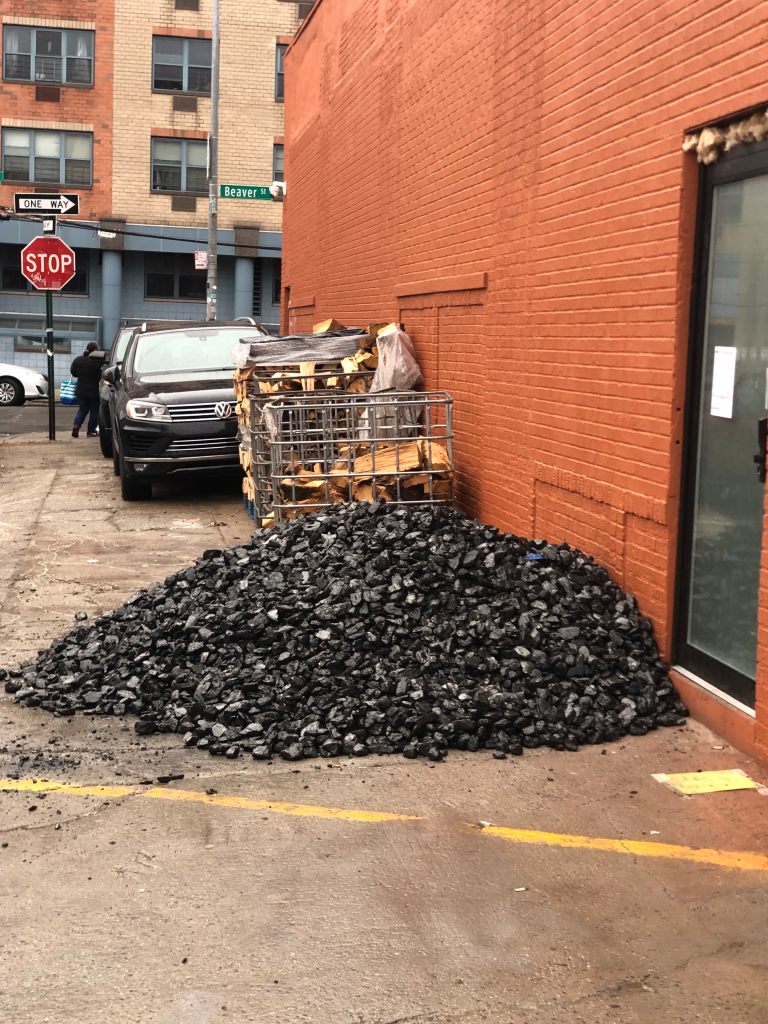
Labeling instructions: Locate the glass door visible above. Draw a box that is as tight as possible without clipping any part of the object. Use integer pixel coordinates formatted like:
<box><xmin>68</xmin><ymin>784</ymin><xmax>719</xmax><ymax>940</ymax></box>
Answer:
<box><xmin>678</xmin><ymin>146</ymin><xmax>768</xmax><ymax>708</ymax></box>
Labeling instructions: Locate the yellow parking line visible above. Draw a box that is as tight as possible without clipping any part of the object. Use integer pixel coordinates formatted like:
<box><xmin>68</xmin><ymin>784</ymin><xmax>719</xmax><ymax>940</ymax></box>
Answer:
<box><xmin>1</xmin><ymin>777</ymin><xmax>767</xmax><ymax>872</ymax></box>
<box><xmin>479</xmin><ymin>824</ymin><xmax>768</xmax><ymax>873</ymax></box>
<box><xmin>0</xmin><ymin>778</ymin><xmax>136</xmax><ymax>799</ymax></box>
<box><xmin>0</xmin><ymin>777</ymin><xmax>420</xmax><ymax>824</ymax></box>
<box><xmin>142</xmin><ymin>786</ymin><xmax>422</xmax><ymax>823</ymax></box>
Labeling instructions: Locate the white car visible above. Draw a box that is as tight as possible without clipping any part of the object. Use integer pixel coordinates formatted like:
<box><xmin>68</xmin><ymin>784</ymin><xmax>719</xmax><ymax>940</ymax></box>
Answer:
<box><xmin>0</xmin><ymin>362</ymin><xmax>48</xmax><ymax>406</ymax></box>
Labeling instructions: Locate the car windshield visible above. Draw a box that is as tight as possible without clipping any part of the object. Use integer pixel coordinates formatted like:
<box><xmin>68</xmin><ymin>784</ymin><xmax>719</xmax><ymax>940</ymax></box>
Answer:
<box><xmin>132</xmin><ymin>328</ymin><xmax>242</xmax><ymax>374</ymax></box>
<box><xmin>113</xmin><ymin>328</ymin><xmax>134</xmax><ymax>364</ymax></box>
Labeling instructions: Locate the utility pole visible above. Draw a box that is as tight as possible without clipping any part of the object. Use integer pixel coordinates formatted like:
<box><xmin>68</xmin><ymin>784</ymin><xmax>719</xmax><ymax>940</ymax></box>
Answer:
<box><xmin>206</xmin><ymin>0</ymin><xmax>220</xmax><ymax>321</ymax></box>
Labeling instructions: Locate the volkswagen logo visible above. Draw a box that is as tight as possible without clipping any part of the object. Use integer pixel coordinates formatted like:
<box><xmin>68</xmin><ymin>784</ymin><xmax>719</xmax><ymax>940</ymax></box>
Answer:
<box><xmin>214</xmin><ymin>401</ymin><xmax>233</xmax><ymax>420</ymax></box>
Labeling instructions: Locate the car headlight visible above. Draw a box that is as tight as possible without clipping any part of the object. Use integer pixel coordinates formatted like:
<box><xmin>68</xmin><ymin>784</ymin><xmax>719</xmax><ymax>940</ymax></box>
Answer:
<box><xmin>126</xmin><ymin>399</ymin><xmax>171</xmax><ymax>423</ymax></box>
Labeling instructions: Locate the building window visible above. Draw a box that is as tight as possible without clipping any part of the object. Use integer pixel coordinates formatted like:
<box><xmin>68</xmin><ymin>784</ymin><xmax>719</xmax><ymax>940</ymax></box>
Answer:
<box><xmin>145</xmin><ymin>253</ymin><xmax>205</xmax><ymax>301</ymax></box>
<box><xmin>272</xmin><ymin>263</ymin><xmax>282</xmax><ymax>307</ymax></box>
<box><xmin>2</xmin><ymin>26</ymin><xmax>94</xmax><ymax>86</ymax></box>
<box><xmin>151</xmin><ymin>137</ymin><xmax>207</xmax><ymax>193</ymax></box>
<box><xmin>153</xmin><ymin>36</ymin><xmax>212</xmax><ymax>93</ymax></box>
<box><xmin>0</xmin><ymin>245</ymin><xmax>88</xmax><ymax>295</ymax></box>
<box><xmin>275</xmin><ymin>44</ymin><xmax>287</xmax><ymax>101</ymax></box>
<box><xmin>1</xmin><ymin>128</ymin><xmax>92</xmax><ymax>186</ymax></box>
<box><xmin>14</xmin><ymin>336</ymin><xmax>71</xmax><ymax>354</ymax></box>
<box><xmin>0</xmin><ymin>259</ymin><xmax>27</xmax><ymax>293</ymax></box>
<box><xmin>273</xmin><ymin>143</ymin><xmax>284</xmax><ymax>182</ymax></box>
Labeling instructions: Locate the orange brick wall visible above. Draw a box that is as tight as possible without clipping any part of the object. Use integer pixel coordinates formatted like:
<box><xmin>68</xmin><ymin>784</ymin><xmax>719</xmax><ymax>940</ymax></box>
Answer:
<box><xmin>283</xmin><ymin>0</ymin><xmax>768</xmax><ymax>761</ymax></box>
<box><xmin>0</xmin><ymin>3</ymin><xmax>114</xmax><ymax>220</ymax></box>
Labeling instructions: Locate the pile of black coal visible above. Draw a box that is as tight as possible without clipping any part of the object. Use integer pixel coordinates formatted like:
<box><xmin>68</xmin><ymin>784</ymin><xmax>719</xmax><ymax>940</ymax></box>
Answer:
<box><xmin>2</xmin><ymin>503</ymin><xmax>686</xmax><ymax>761</ymax></box>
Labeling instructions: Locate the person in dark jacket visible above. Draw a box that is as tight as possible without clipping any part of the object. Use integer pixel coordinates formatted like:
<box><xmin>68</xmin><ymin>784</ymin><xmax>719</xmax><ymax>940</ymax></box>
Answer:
<box><xmin>70</xmin><ymin>342</ymin><xmax>105</xmax><ymax>438</ymax></box>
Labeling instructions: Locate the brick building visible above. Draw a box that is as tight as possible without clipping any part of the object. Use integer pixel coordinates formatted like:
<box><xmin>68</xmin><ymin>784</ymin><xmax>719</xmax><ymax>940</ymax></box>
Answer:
<box><xmin>0</xmin><ymin>0</ymin><xmax>309</xmax><ymax>384</ymax></box>
<box><xmin>282</xmin><ymin>0</ymin><xmax>768</xmax><ymax>761</ymax></box>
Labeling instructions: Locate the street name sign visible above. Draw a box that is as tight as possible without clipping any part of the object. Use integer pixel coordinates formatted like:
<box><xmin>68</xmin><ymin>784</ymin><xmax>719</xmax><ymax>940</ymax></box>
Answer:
<box><xmin>14</xmin><ymin>193</ymin><xmax>80</xmax><ymax>215</ymax></box>
<box><xmin>21</xmin><ymin>235</ymin><xmax>77</xmax><ymax>291</ymax></box>
<box><xmin>220</xmin><ymin>184</ymin><xmax>271</xmax><ymax>200</ymax></box>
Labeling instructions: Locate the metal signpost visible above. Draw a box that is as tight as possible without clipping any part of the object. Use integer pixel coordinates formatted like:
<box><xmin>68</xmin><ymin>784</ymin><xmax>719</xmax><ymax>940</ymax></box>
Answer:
<box><xmin>206</xmin><ymin>0</ymin><xmax>220</xmax><ymax>321</ymax></box>
<box><xmin>20</xmin><ymin>232</ymin><xmax>77</xmax><ymax>442</ymax></box>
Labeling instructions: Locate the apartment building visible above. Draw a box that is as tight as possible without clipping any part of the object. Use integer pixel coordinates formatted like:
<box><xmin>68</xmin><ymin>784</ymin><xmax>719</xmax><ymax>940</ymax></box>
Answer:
<box><xmin>0</xmin><ymin>0</ymin><xmax>308</xmax><ymax>383</ymax></box>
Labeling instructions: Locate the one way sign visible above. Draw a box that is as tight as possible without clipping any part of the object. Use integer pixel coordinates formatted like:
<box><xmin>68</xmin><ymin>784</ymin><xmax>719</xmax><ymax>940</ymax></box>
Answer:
<box><xmin>14</xmin><ymin>193</ymin><xmax>80</xmax><ymax>215</ymax></box>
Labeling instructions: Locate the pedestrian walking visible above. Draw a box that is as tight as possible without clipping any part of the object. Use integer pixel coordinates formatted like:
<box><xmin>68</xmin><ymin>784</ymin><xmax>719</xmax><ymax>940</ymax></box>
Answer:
<box><xmin>70</xmin><ymin>342</ymin><xmax>105</xmax><ymax>438</ymax></box>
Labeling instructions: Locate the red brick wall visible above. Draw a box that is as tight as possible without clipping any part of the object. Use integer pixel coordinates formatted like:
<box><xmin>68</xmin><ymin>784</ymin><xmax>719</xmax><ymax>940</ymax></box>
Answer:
<box><xmin>0</xmin><ymin>3</ymin><xmax>114</xmax><ymax>220</ymax></box>
<box><xmin>283</xmin><ymin>0</ymin><xmax>768</xmax><ymax>759</ymax></box>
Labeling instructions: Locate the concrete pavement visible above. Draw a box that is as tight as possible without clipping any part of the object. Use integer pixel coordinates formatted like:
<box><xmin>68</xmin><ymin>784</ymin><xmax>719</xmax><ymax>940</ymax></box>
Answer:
<box><xmin>1</xmin><ymin>430</ymin><xmax>767</xmax><ymax>1024</ymax></box>
<box><xmin>0</xmin><ymin>399</ymin><xmax>56</xmax><ymax>437</ymax></box>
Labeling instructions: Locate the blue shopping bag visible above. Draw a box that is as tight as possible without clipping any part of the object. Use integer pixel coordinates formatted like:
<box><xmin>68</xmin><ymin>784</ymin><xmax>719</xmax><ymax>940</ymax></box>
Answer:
<box><xmin>60</xmin><ymin>378</ymin><xmax>78</xmax><ymax>406</ymax></box>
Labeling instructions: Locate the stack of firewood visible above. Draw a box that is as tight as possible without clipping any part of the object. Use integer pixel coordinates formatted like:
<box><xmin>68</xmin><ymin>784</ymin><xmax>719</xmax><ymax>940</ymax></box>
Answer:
<box><xmin>268</xmin><ymin>437</ymin><xmax>454</xmax><ymax>525</ymax></box>
<box><xmin>233</xmin><ymin>320</ymin><xmax>386</xmax><ymax>522</ymax></box>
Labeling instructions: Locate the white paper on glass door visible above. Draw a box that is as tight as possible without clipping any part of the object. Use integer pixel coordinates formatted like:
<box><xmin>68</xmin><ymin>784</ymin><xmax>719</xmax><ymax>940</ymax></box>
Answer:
<box><xmin>710</xmin><ymin>346</ymin><xmax>737</xmax><ymax>419</ymax></box>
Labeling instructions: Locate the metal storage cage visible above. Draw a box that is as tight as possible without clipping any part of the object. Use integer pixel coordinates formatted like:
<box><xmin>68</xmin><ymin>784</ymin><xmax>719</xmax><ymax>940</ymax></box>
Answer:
<box><xmin>265</xmin><ymin>390</ymin><xmax>454</xmax><ymax>524</ymax></box>
<box><xmin>243</xmin><ymin>368</ymin><xmax>375</xmax><ymax>523</ymax></box>
<box><xmin>247</xmin><ymin>396</ymin><xmax>277</xmax><ymax>522</ymax></box>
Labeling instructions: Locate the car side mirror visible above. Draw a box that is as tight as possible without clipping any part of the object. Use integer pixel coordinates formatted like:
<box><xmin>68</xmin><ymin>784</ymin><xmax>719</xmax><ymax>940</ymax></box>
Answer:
<box><xmin>102</xmin><ymin>365</ymin><xmax>119</xmax><ymax>386</ymax></box>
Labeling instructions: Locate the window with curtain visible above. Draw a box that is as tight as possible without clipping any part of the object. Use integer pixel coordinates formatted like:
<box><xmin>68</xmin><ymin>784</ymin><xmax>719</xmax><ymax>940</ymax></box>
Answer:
<box><xmin>65</xmin><ymin>134</ymin><xmax>92</xmax><ymax>185</ymax></box>
<box><xmin>151</xmin><ymin>137</ymin><xmax>207</xmax><ymax>193</ymax></box>
<box><xmin>34</xmin><ymin>131</ymin><xmax>60</xmax><ymax>183</ymax></box>
<box><xmin>2</xmin><ymin>25</ymin><xmax>93</xmax><ymax>85</ymax></box>
<box><xmin>152</xmin><ymin>36</ymin><xmax>211</xmax><ymax>93</ymax></box>
<box><xmin>1</xmin><ymin>128</ymin><xmax>93</xmax><ymax>185</ymax></box>
<box><xmin>66</xmin><ymin>31</ymin><xmax>94</xmax><ymax>85</ymax></box>
<box><xmin>3</xmin><ymin>26</ymin><xmax>31</xmax><ymax>81</ymax></box>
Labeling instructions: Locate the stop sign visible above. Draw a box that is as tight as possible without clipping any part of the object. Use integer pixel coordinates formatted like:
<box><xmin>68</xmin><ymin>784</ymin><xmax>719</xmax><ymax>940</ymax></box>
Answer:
<box><xmin>20</xmin><ymin>235</ymin><xmax>76</xmax><ymax>291</ymax></box>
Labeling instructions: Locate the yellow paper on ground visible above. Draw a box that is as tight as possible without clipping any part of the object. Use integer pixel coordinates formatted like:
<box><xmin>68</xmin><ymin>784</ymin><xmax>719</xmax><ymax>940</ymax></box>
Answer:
<box><xmin>654</xmin><ymin>769</ymin><xmax>759</xmax><ymax>795</ymax></box>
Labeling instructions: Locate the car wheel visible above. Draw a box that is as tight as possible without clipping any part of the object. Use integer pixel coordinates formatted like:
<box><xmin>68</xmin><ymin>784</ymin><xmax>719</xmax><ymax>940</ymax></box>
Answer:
<box><xmin>99</xmin><ymin>430</ymin><xmax>113</xmax><ymax>458</ymax></box>
<box><xmin>119</xmin><ymin>450</ymin><xmax>152</xmax><ymax>501</ymax></box>
<box><xmin>111</xmin><ymin>422</ymin><xmax>122</xmax><ymax>475</ymax></box>
<box><xmin>0</xmin><ymin>377</ymin><xmax>24</xmax><ymax>406</ymax></box>
<box><xmin>98</xmin><ymin>410</ymin><xmax>113</xmax><ymax>458</ymax></box>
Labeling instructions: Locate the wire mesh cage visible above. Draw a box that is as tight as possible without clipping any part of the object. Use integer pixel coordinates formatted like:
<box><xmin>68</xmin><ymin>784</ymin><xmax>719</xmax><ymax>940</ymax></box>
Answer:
<box><xmin>265</xmin><ymin>390</ymin><xmax>454</xmax><ymax>524</ymax></box>
<box><xmin>242</xmin><ymin>369</ymin><xmax>376</xmax><ymax>523</ymax></box>
<box><xmin>248</xmin><ymin>396</ymin><xmax>277</xmax><ymax>522</ymax></box>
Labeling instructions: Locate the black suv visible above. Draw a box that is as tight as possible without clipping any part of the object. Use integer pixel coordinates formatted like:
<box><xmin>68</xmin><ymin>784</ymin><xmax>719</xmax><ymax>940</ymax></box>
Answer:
<box><xmin>104</xmin><ymin>320</ymin><xmax>266</xmax><ymax>501</ymax></box>
<box><xmin>98</xmin><ymin>318</ymin><xmax>241</xmax><ymax>458</ymax></box>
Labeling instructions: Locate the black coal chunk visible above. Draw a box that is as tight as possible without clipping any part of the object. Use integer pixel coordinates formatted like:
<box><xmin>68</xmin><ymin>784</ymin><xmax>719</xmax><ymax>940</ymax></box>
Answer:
<box><xmin>4</xmin><ymin>504</ymin><xmax>687</xmax><ymax>761</ymax></box>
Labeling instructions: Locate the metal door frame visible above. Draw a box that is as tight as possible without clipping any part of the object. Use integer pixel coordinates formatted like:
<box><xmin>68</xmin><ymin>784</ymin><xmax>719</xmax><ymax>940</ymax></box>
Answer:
<box><xmin>675</xmin><ymin>139</ymin><xmax>768</xmax><ymax>707</ymax></box>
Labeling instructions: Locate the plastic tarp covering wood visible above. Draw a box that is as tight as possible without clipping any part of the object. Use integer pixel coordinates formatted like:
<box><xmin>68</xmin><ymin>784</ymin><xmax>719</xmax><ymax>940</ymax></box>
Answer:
<box><xmin>233</xmin><ymin>330</ymin><xmax>368</xmax><ymax>368</ymax></box>
<box><xmin>369</xmin><ymin>325</ymin><xmax>423</xmax><ymax>392</ymax></box>
<box><xmin>360</xmin><ymin>325</ymin><xmax>424</xmax><ymax>437</ymax></box>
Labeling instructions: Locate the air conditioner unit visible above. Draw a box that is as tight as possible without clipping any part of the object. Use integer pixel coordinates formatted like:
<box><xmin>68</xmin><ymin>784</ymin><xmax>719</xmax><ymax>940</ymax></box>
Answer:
<box><xmin>270</xmin><ymin>181</ymin><xmax>286</xmax><ymax>201</ymax></box>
